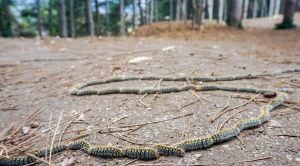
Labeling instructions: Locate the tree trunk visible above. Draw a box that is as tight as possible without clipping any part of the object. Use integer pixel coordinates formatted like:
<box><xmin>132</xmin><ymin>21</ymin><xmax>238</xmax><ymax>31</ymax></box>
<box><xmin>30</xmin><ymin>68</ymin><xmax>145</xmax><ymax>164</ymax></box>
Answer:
<box><xmin>120</xmin><ymin>0</ymin><xmax>125</xmax><ymax>35</ymax></box>
<box><xmin>282</xmin><ymin>0</ymin><xmax>296</xmax><ymax>23</ymax></box>
<box><xmin>69</xmin><ymin>0</ymin><xmax>75</xmax><ymax>38</ymax></box>
<box><xmin>243</xmin><ymin>0</ymin><xmax>249</xmax><ymax>19</ymax></box>
<box><xmin>85</xmin><ymin>0</ymin><xmax>94</xmax><ymax>36</ymax></box>
<box><xmin>106</xmin><ymin>0</ymin><xmax>110</xmax><ymax>34</ymax></box>
<box><xmin>132</xmin><ymin>0</ymin><xmax>137</xmax><ymax>29</ymax></box>
<box><xmin>218</xmin><ymin>0</ymin><xmax>224</xmax><ymax>22</ymax></box>
<box><xmin>37</xmin><ymin>0</ymin><xmax>43</xmax><ymax>39</ymax></box>
<box><xmin>223</xmin><ymin>0</ymin><xmax>227</xmax><ymax>21</ymax></box>
<box><xmin>48</xmin><ymin>0</ymin><xmax>52</xmax><ymax>36</ymax></box>
<box><xmin>192</xmin><ymin>0</ymin><xmax>204</xmax><ymax>30</ymax></box>
<box><xmin>261</xmin><ymin>0</ymin><xmax>267</xmax><ymax>17</ymax></box>
<box><xmin>176</xmin><ymin>0</ymin><xmax>181</xmax><ymax>22</ymax></box>
<box><xmin>95</xmin><ymin>0</ymin><xmax>100</xmax><ymax>35</ymax></box>
<box><xmin>59</xmin><ymin>0</ymin><xmax>68</xmax><ymax>37</ymax></box>
<box><xmin>207</xmin><ymin>0</ymin><xmax>213</xmax><ymax>20</ymax></box>
<box><xmin>170</xmin><ymin>0</ymin><xmax>173</xmax><ymax>21</ymax></box>
<box><xmin>150</xmin><ymin>0</ymin><xmax>154</xmax><ymax>24</ymax></box>
<box><xmin>138</xmin><ymin>0</ymin><xmax>144</xmax><ymax>25</ymax></box>
<box><xmin>228</xmin><ymin>0</ymin><xmax>243</xmax><ymax>27</ymax></box>
<box><xmin>252</xmin><ymin>0</ymin><xmax>257</xmax><ymax>18</ymax></box>
<box><xmin>274</xmin><ymin>0</ymin><xmax>281</xmax><ymax>16</ymax></box>
<box><xmin>202</xmin><ymin>0</ymin><xmax>206</xmax><ymax>20</ymax></box>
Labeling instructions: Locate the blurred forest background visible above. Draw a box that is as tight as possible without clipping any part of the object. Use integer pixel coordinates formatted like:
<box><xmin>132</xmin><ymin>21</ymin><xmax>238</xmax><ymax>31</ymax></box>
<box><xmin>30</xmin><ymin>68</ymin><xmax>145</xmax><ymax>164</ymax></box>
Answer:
<box><xmin>0</xmin><ymin>0</ymin><xmax>300</xmax><ymax>38</ymax></box>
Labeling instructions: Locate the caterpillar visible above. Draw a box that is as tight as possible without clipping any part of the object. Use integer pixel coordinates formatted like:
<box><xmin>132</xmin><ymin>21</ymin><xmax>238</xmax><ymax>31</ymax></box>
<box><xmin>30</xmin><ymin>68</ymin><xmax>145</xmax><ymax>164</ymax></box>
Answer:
<box><xmin>69</xmin><ymin>68</ymin><xmax>299</xmax><ymax>95</ymax></box>
<box><xmin>153</xmin><ymin>144</ymin><xmax>184</xmax><ymax>157</ymax></box>
<box><xmin>122</xmin><ymin>147</ymin><xmax>159</xmax><ymax>160</ymax></box>
<box><xmin>68</xmin><ymin>140</ymin><xmax>90</xmax><ymax>153</ymax></box>
<box><xmin>1</xmin><ymin>70</ymin><xmax>297</xmax><ymax>165</ymax></box>
<box><xmin>176</xmin><ymin>136</ymin><xmax>214</xmax><ymax>152</ymax></box>
<box><xmin>88</xmin><ymin>146</ymin><xmax>123</xmax><ymax>158</ymax></box>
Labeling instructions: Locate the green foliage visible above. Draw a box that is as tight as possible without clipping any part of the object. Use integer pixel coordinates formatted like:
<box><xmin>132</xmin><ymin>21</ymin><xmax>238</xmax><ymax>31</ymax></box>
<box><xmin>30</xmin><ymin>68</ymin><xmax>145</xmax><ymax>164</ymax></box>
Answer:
<box><xmin>275</xmin><ymin>20</ymin><xmax>296</xmax><ymax>30</ymax></box>
<box><xmin>19</xmin><ymin>29</ymin><xmax>36</xmax><ymax>37</ymax></box>
<box><xmin>0</xmin><ymin>0</ymin><xmax>13</xmax><ymax>37</ymax></box>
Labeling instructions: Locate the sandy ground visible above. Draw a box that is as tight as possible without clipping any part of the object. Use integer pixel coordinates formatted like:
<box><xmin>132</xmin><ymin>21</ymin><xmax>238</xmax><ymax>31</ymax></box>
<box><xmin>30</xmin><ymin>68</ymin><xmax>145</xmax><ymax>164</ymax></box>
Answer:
<box><xmin>0</xmin><ymin>17</ymin><xmax>300</xmax><ymax>166</ymax></box>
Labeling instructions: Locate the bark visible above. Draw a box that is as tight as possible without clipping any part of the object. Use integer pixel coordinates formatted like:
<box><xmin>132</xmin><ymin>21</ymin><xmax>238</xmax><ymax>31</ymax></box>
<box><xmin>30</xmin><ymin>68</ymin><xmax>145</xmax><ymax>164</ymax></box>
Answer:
<box><xmin>95</xmin><ymin>0</ymin><xmax>100</xmax><ymax>35</ymax></box>
<box><xmin>274</xmin><ymin>0</ymin><xmax>281</xmax><ymax>16</ymax></box>
<box><xmin>120</xmin><ymin>0</ymin><xmax>125</xmax><ymax>35</ymax></box>
<box><xmin>282</xmin><ymin>0</ymin><xmax>296</xmax><ymax>23</ymax></box>
<box><xmin>192</xmin><ymin>0</ymin><xmax>204</xmax><ymax>30</ymax></box>
<box><xmin>252</xmin><ymin>0</ymin><xmax>257</xmax><ymax>18</ymax></box>
<box><xmin>85</xmin><ymin>0</ymin><xmax>94</xmax><ymax>36</ymax></box>
<box><xmin>269</xmin><ymin>0</ymin><xmax>275</xmax><ymax>17</ymax></box>
<box><xmin>48</xmin><ymin>0</ymin><xmax>52</xmax><ymax>36</ymax></box>
<box><xmin>228</xmin><ymin>0</ymin><xmax>243</xmax><ymax>27</ymax></box>
<box><xmin>138</xmin><ymin>0</ymin><xmax>144</xmax><ymax>25</ymax></box>
<box><xmin>59</xmin><ymin>0</ymin><xmax>68</xmax><ymax>37</ymax></box>
<box><xmin>69</xmin><ymin>0</ymin><xmax>75</xmax><ymax>37</ymax></box>
<box><xmin>218</xmin><ymin>0</ymin><xmax>224</xmax><ymax>22</ymax></box>
<box><xmin>37</xmin><ymin>0</ymin><xmax>43</xmax><ymax>39</ymax></box>
<box><xmin>170</xmin><ymin>0</ymin><xmax>173</xmax><ymax>21</ymax></box>
<box><xmin>132</xmin><ymin>0</ymin><xmax>137</xmax><ymax>29</ymax></box>
<box><xmin>106</xmin><ymin>0</ymin><xmax>110</xmax><ymax>34</ymax></box>
<box><xmin>276</xmin><ymin>0</ymin><xmax>296</xmax><ymax>29</ymax></box>
<box><xmin>243</xmin><ymin>0</ymin><xmax>249</xmax><ymax>19</ymax></box>
<box><xmin>207</xmin><ymin>0</ymin><xmax>213</xmax><ymax>20</ymax></box>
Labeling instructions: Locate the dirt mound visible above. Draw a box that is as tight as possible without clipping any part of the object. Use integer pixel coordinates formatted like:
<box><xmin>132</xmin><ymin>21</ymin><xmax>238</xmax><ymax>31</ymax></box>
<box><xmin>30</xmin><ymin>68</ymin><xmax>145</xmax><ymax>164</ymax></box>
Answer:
<box><xmin>132</xmin><ymin>21</ymin><xmax>226</xmax><ymax>38</ymax></box>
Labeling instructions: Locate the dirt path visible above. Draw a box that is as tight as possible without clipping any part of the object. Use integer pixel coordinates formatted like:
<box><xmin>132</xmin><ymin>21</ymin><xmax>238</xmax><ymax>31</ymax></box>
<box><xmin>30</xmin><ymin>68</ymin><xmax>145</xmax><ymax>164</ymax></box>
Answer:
<box><xmin>0</xmin><ymin>27</ymin><xmax>299</xmax><ymax>165</ymax></box>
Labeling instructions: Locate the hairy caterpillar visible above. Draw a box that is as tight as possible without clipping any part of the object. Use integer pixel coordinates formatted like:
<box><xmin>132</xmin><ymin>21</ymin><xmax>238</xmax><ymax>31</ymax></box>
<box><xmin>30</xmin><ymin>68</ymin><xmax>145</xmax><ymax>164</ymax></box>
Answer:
<box><xmin>88</xmin><ymin>146</ymin><xmax>123</xmax><ymax>158</ymax></box>
<box><xmin>34</xmin><ymin>144</ymin><xmax>67</xmax><ymax>158</ymax></box>
<box><xmin>68</xmin><ymin>141</ymin><xmax>90</xmax><ymax>153</ymax></box>
<box><xmin>153</xmin><ymin>145</ymin><xmax>184</xmax><ymax>157</ymax></box>
<box><xmin>122</xmin><ymin>147</ymin><xmax>159</xmax><ymax>160</ymax></box>
<box><xmin>176</xmin><ymin>136</ymin><xmax>214</xmax><ymax>152</ymax></box>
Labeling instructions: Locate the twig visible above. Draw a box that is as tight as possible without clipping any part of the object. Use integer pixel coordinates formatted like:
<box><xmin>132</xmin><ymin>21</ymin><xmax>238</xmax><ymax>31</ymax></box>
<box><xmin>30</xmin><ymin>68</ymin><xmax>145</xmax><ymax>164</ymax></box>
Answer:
<box><xmin>275</xmin><ymin>134</ymin><xmax>300</xmax><ymax>138</ymax></box>
<box><xmin>21</xmin><ymin>57</ymin><xmax>87</xmax><ymax>63</ymax></box>
<box><xmin>111</xmin><ymin>133</ymin><xmax>152</xmax><ymax>146</ymax></box>
<box><xmin>123</xmin><ymin>159</ymin><xmax>139</xmax><ymax>166</ymax></box>
<box><xmin>138</xmin><ymin>93</ymin><xmax>149</xmax><ymax>108</ymax></box>
<box><xmin>48</xmin><ymin>110</ymin><xmax>63</xmax><ymax>166</ymax></box>
<box><xmin>236</xmin><ymin>135</ymin><xmax>244</xmax><ymax>145</ymax></box>
<box><xmin>45</xmin><ymin>112</ymin><xmax>53</xmax><ymax>161</ymax></box>
<box><xmin>218</xmin><ymin>109</ymin><xmax>247</xmax><ymax>131</ymax></box>
<box><xmin>0</xmin><ymin>145</ymin><xmax>8</xmax><ymax>158</ymax></box>
<box><xmin>118</xmin><ymin>112</ymin><xmax>194</xmax><ymax>128</ymax></box>
<box><xmin>282</xmin><ymin>103</ymin><xmax>300</xmax><ymax>111</ymax></box>
<box><xmin>224</xmin><ymin>94</ymin><xmax>260</xmax><ymax>113</ymax></box>
<box><xmin>152</xmin><ymin>78</ymin><xmax>163</xmax><ymax>100</ymax></box>
<box><xmin>211</xmin><ymin>95</ymin><xmax>231</xmax><ymax>123</ymax></box>
<box><xmin>236</xmin><ymin>156</ymin><xmax>272</xmax><ymax>163</ymax></box>
<box><xmin>58</xmin><ymin>115</ymin><xmax>79</xmax><ymax>144</ymax></box>
<box><xmin>189</xmin><ymin>90</ymin><xmax>211</xmax><ymax>104</ymax></box>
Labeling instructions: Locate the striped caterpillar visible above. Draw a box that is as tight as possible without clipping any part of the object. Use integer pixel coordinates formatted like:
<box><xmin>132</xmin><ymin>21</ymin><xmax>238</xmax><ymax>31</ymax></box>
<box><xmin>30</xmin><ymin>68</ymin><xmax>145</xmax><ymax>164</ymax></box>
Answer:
<box><xmin>0</xmin><ymin>92</ymin><xmax>289</xmax><ymax>165</ymax></box>
<box><xmin>1</xmin><ymin>69</ymin><xmax>296</xmax><ymax>165</ymax></box>
<box><xmin>69</xmin><ymin>68</ymin><xmax>299</xmax><ymax>95</ymax></box>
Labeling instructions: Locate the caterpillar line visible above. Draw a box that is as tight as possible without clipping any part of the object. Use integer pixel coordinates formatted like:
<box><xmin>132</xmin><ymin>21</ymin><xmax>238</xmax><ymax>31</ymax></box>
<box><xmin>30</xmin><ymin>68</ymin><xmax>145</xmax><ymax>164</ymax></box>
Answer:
<box><xmin>1</xmin><ymin>69</ymin><xmax>298</xmax><ymax>166</ymax></box>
